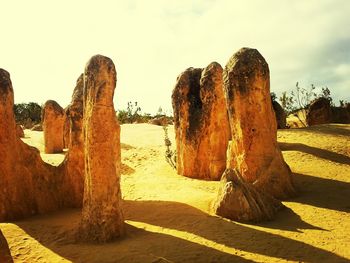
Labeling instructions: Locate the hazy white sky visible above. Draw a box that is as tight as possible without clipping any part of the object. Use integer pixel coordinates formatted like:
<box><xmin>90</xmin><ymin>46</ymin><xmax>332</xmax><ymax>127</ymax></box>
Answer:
<box><xmin>1</xmin><ymin>0</ymin><xmax>349</xmax><ymax>113</ymax></box>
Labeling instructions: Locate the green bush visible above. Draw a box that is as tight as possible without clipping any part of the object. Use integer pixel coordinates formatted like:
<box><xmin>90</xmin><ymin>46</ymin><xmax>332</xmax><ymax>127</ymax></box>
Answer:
<box><xmin>13</xmin><ymin>102</ymin><xmax>42</xmax><ymax>125</ymax></box>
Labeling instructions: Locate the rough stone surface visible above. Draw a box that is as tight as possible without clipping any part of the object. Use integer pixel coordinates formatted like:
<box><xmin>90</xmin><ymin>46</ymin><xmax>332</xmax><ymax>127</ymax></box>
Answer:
<box><xmin>79</xmin><ymin>55</ymin><xmax>124</xmax><ymax>242</ymax></box>
<box><xmin>63</xmin><ymin>109</ymin><xmax>70</xmax><ymax>148</ymax></box>
<box><xmin>16</xmin><ymin>124</ymin><xmax>24</xmax><ymax>138</ymax></box>
<box><xmin>223</xmin><ymin>48</ymin><xmax>295</xmax><ymax>199</ymax></box>
<box><xmin>213</xmin><ymin>169</ymin><xmax>283</xmax><ymax>222</ymax></box>
<box><xmin>0</xmin><ymin>69</ymin><xmax>84</xmax><ymax>221</ymax></box>
<box><xmin>42</xmin><ymin>100</ymin><xmax>65</xmax><ymax>153</ymax></box>
<box><xmin>272</xmin><ymin>101</ymin><xmax>287</xmax><ymax>129</ymax></box>
<box><xmin>60</xmin><ymin>74</ymin><xmax>85</xmax><ymax>208</ymax></box>
<box><xmin>213</xmin><ymin>48</ymin><xmax>295</xmax><ymax>222</ymax></box>
<box><xmin>0</xmin><ymin>69</ymin><xmax>66</xmax><ymax>221</ymax></box>
<box><xmin>306</xmin><ymin>97</ymin><xmax>331</xmax><ymax>126</ymax></box>
<box><xmin>172</xmin><ymin>62</ymin><xmax>230</xmax><ymax>180</ymax></box>
<box><xmin>0</xmin><ymin>230</ymin><xmax>13</xmax><ymax>263</ymax></box>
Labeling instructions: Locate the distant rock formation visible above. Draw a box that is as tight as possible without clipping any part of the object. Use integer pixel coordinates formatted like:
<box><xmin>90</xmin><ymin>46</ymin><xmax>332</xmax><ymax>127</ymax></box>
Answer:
<box><xmin>172</xmin><ymin>62</ymin><xmax>230</xmax><ymax>180</ymax></box>
<box><xmin>0</xmin><ymin>230</ymin><xmax>13</xmax><ymax>263</ymax></box>
<box><xmin>42</xmin><ymin>100</ymin><xmax>65</xmax><ymax>153</ymax></box>
<box><xmin>148</xmin><ymin>116</ymin><xmax>171</xmax><ymax>126</ymax></box>
<box><xmin>272</xmin><ymin>101</ymin><xmax>287</xmax><ymax>129</ymax></box>
<box><xmin>306</xmin><ymin>97</ymin><xmax>332</xmax><ymax>126</ymax></box>
<box><xmin>213</xmin><ymin>48</ymin><xmax>295</xmax><ymax>222</ymax></box>
<box><xmin>31</xmin><ymin>123</ymin><xmax>43</xmax><ymax>131</ymax></box>
<box><xmin>331</xmin><ymin>106</ymin><xmax>350</xmax><ymax>124</ymax></box>
<box><xmin>79</xmin><ymin>55</ymin><xmax>124</xmax><ymax>242</ymax></box>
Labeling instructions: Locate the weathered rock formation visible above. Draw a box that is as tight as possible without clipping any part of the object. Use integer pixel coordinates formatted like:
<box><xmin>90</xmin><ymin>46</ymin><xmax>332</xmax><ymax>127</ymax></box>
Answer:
<box><xmin>172</xmin><ymin>62</ymin><xmax>230</xmax><ymax>180</ymax></box>
<box><xmin>213</xmin><ymin>169</ymin><xmax>283</xmax><ymax>222</ymax></box>
<box><xmin>223</xmin><ymin>48</ymin><xmax>295</xmax><ymax>198</ymax></box>
<box><xmin>0</xmin><ymin>69</ymin><xmax>84</xmax><ymax>221</ymax></box>
<box><xmin>0</xmin><ymin>230</ymin><xmax>13</xmax><ymax>263</ymax></box>
<box><xmin>42</xmin><ymin>100</ymin><xmax>65</xmax><ymax>153</ymax></box>
<box><xmin>63</xmin><ymin>110</ymin><xmax>70</xmax><ymax>148</ymax></box>
<box><xmin>214</xmin><ymin>48</ymin><xmax>295</xmax><ymax>222</ymax></box>
<box><xmin>306</xmin><ymin>97</ymin><xmax>332</xmax><ymax>126</ymax></box>
<box><xmin>79</xmin><ymin>55</ymin><xmax>124</xmax><ymax>242</ymax></box>
<box><xmin>59</xmin><ymin>74</ymin><xmax>85</xmax><ymax>208</ymax></box>
<box><xmin>16</xmin><ymin>124</ymin><xmax>24</xmax><ymax>138</ymax></box>
<box><xmin>272</xmin><ymin>101</ymin><xmax>287</xmax><ymax>129</ymax></box>
<box><xmin>0</xmin><ymin>69</ymin><xmax>65</xmax><ymax>221</ymax></box>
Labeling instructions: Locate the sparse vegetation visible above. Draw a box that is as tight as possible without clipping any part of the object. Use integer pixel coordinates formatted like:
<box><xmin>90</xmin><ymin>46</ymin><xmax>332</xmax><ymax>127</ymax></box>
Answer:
<box><xmin>13</xmin><ymin>102</ymin><xmax>42</xmax><ymax>127</ymax></box>
<box><xmin>339</xmin><ymin>100</ymin><xmax>349</xmax><ymax>108</ymax></box>
<box><xmin>117</xmin><ymin>101</ymin><xmax>142</xmax><ymax>124</ymax></box>
<box><xmin>162</xmin><ymin>124</ymin><xmax>176</xmax><ymax>169</ymax></box>
<box><xmin>279</xmin><ymin>91</ymin><xmax>295</xmax><ymax>115</ymax></box>
<box><xmin>117</xmin><ymin>102</ymin><xmax>173</xmax><ymax>124</ymax></box>
<box><xmin>278</xmin><ymin>83</ymin><xmax>336</xmax><ymax>127</ymax></box>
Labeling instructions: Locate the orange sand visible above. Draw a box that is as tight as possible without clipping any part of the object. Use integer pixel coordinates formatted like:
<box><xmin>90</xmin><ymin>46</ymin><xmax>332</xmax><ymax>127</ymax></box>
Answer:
<box><xmin>1</xmin><ymin>123</ymin><xmax>350</xmax><ymax>262</ymax></box>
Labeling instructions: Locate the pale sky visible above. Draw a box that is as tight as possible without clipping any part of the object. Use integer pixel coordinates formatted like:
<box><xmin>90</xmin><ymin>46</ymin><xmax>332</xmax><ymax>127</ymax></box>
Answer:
<box><xmin>1</xmin><ymin>0</ymin><xmax>349</xmax><ymax>114</ymax></box>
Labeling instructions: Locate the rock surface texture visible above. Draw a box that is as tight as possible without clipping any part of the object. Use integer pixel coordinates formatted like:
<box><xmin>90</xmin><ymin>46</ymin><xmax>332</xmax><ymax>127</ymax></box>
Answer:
<box><xmin>0</xmin><ymin>69</ymin><xmax>84</xmax><ymax>221</ymax></box>
<box><xmin>79</xmin><ymin>55</ymin><xmax>124</xmax><ymax>242</ymax></box>
<box><xmin>16</xmin><ymin>124</ymin><xmax>24</xmax><ymax>138</ymax></box>
<box><xmin>63</xmin><ymin>109</ymin><xmax>70</xmax><ymax>148</ymax></box>
<box><xmin>0</xmin><ymin>230</ymin><xmax>13</xmax><ymax>263</ymax></box>
<box><xmin>172</xmin><ymin>62</ymin><xmax>230</xmax><ymax>180</ymax></box>
<box><xmin>42</xmin><ymin>100</ymin><xmax>65</xmax><ymax>153</ymax></box>
<box><xmin>306</xmin><ymin>97</ymin><xmax>332</xmax><ymax>126</ymax></box>
<box><xmin>213</xmin><ymin>48</ymin><xmax>295</xmax><ymax>222</ymax></box>
<box><xmin>0</xmin><ymin>69</ymin><xmax>66</xmax><ymax>221</ymax></box>
<box><xmin>60</xmin><ymin>74</ymin><xmax>85</xmax><ymax>207</ymax></box>
<box><xmin>213</xmin><ymin>169</ymin><xmax>283</xmax><ymax>222</ymax></box>
<box><xmin>272</xmin><ymin>101</ymin><xmax>287</xmax><ymax>129</ymax></box>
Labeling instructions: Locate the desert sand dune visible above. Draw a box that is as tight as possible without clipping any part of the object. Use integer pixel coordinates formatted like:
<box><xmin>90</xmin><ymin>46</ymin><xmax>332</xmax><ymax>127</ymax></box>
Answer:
<box><xmin>1</xmin><ymin>123</ymin><xmax>350</xmax><ymax>262</ymax></box>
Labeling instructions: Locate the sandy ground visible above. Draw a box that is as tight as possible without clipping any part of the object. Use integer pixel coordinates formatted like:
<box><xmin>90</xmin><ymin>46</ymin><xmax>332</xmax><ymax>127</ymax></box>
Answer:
<box><xmin>1</xmin><ymin>123</ymin><xmax>350</xmax><ymax>262</ymax></box>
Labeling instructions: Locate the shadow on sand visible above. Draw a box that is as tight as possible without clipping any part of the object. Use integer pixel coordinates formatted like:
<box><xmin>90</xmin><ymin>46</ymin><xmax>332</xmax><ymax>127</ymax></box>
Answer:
<box><xmin>298</xmin><ymin>124</ymin><xmax>350</xmax><ymax>137</ymax></box>
<box><xmin>12</xmin><ymin>198</ymin><xmax>349</xmax><ymax>263</ymax></box>
<box><xmin>279</xmin><ymin>142</ymin><xmax>350</xmax><ymax>165</ymax></box>
<box><xmin>122</xmin><ymin>200</ymin><xmax>348</xmax><ymax>263</ymax></box>
<box><xmin>13</xmin><ymin>208</ymin><xmax>252</xmax><ymax>263</ymax></box>
<box><xmin>291</xmin><ymin>173</ymin><xmax>350</xmax><ymax>213</ymax></box>
<box><xmin>8</xmin><ymin>195</ymin><xmax>348</xmax><ymax>262</ymax></box>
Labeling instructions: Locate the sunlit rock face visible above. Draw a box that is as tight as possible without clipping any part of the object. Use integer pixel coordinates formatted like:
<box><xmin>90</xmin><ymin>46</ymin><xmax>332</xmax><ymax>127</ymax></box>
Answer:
<box><xmin>213</xmin><ymin>48</ymin><xmax>295</xmax><ymax>222</ymax></box>
<box><xmin>79</xmin><ymin>55</ymin><xmax>124</xmax><ymax>242</ymax></box>
<box><xmin>60</xmin><ymin>74</ymin><xmax>85</xmax><ymax>208</ymax></box>
<box><xmin>172</xmin><ymin>62</ymin><xmax>230</xmax><ymax>180</ymax></box>
<box><xmin>0</xmin><ymin>69</ymin><xmax>65</xmax><ymax>221</ymax></box>
<box><xmin>213</xmin><ymin>169</ymin><xmax>283</xmax><ymax>222</ymax></box>
<box><xmin>223</xmin><ymin>48</ymin><xmax>295</xmax><ymax>199</ymax></box>
<box><xmin>0</xmin><ymin>68</ymin><xmax>86</xmax><ymax>222</ymax></box>
<box><xmin>42</xmin><ymin>100</ymin><xmax>65</xmax><ymax>153</ymax></box>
